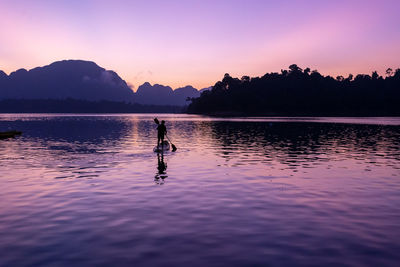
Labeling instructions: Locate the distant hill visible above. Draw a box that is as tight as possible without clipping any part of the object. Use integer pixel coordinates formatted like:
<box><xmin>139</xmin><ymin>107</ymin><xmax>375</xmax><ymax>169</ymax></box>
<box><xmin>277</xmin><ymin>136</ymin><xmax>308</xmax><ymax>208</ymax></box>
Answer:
<box><xmin>134</xmin><ymin>82</ymin><xmax>174</xmax><ymax>105</ymax></box>
<box><xmin>0</xmin><ymin>60</ymin><xmax>206</xmax><ymax>107</ymax></box>
<box><xmin>173</xmin><ymin>85</ymin><xmax>201</xmax><ymax>105</ymax></box>
<box><xmin>134</xmin><ymin>83</ymin><xmax>200</xmax><ymax>106</ymax></box>
<box><xmin>0</xmin><ymin>60</ymin><xmax>134</xmax><ymax>102</ymax></box>
<box><xmin>199</xmin><ymin>86</ymin><xmax>212</xmax><ymax>93</ymax></box>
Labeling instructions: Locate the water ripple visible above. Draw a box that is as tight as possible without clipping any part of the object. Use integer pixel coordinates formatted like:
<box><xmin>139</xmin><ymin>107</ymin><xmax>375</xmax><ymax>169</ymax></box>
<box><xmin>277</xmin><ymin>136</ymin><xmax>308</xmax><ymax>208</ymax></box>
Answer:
<box><xmin>1</xmin><ymin>114</ymin><xmax>400</xmax><ymax>266</ymax></box>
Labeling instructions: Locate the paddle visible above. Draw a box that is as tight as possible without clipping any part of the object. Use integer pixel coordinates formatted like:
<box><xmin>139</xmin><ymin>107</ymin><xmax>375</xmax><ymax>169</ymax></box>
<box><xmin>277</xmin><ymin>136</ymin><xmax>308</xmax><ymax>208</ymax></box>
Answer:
<box><xmin>154</xmin><ymin>118</ymin><xmax>177</xmax><ymax>152</ymax></box>
<box><xmin>166</xmin><ymin>134</ymin><xmax>177</xmax><ymax>152</ymax></box>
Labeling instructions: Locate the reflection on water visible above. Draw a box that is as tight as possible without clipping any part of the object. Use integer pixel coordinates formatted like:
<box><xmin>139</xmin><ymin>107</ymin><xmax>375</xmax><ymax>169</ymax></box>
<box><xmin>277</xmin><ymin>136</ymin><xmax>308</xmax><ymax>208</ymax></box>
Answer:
<box><xmin>207</xmin><ymin>122</ymin><xmax>400</xmax><ymax>174</ymax></box>
<box><xmin>155</xmin><ymin>152</ymin><xmax>168</xmax><ymax>184</ymax></box>
<box><xmin>0</xmin><ymin>114</ymin><xmax>400</xmax><ymax>266</ymax></box>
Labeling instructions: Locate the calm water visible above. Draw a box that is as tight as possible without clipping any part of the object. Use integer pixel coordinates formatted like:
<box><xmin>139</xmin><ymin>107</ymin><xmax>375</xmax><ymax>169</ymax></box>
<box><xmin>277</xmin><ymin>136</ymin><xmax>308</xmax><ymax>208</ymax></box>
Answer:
<box><xmin>1</xmin><ymin>114</ymin><xmax>400</xmax><ymax>266</ymax></box>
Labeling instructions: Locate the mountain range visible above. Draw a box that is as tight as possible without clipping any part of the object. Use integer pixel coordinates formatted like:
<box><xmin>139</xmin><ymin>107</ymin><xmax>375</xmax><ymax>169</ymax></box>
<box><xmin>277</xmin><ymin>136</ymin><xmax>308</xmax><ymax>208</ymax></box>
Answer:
<box><xmin>0</xmin><ymin>60</ymin><xmax>210</xmax><ymax>106</ymax></box>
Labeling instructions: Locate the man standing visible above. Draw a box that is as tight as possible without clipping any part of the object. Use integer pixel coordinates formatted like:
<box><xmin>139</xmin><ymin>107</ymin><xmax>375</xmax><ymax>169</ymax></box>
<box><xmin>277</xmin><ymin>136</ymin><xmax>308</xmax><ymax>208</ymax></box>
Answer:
<box><xmin>157</xmin><ymin>120</ymin><xmax>167</xmax><ymax>147</ymax></box>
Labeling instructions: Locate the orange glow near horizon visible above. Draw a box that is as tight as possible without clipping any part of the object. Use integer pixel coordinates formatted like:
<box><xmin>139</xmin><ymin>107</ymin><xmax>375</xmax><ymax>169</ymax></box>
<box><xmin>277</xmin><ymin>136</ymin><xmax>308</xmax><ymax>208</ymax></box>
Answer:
<box><xmin>1</xmin><ymin>0</ymin><xmax>399</xmax><ymax>90</ymax></box>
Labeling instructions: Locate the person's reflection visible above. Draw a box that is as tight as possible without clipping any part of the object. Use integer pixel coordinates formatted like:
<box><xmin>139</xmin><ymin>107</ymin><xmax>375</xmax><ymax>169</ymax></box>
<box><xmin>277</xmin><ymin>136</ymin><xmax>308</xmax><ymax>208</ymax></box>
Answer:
<box><xmin>155</xmin><ymin>152</ymin><xmax>168</xmax><ymax>184</ymax></box>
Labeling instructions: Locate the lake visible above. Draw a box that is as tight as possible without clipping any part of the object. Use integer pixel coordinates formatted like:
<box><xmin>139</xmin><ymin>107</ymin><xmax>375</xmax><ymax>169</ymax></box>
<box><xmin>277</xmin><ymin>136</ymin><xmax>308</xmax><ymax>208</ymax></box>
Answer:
<box><xmin>1</xmin><ymin>114</ymin><xmax>400</xmax><ymax>266</ymax></box>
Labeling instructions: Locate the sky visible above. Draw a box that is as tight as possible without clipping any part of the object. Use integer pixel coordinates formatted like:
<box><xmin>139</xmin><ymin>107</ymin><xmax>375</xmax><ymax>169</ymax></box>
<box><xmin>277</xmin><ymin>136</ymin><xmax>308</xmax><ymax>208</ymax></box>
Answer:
<box><xmin>1</xmin><ymin>0</ymin><xmax>399</xmax><ymax>90</ymax></box>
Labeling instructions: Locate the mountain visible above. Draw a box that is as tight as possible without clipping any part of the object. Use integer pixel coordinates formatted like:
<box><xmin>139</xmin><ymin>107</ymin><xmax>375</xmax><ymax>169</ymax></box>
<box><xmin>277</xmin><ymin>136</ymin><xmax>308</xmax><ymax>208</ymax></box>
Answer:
<box><xmin>0</xmin><ymin>70</ymin><xmax>7</xmax><ymax>80</ymax></box>
<box><xmin>199</xmin><ymin>86</ymin><xmax>212</xmax><ymax>93</ymax></box>
<box><xmin>0</xmin><ymin>60</ymin><xmax>134</xmax><ymax>102</ymax></box>
<box><xmin>134</xmin><ymin>82</ymin><xmax>174</xmax><ymax>105</ymax></box>
<box><xmin>134</xmin><ymin>83</ymin><xmax>200</xmax><ymax>106</ymax></box>
<box><xmin>0</xmin><ymin>60</ymin><xmax>208</xmax><ymax>107</ymax></box>
<box><xmin>171</xmin><ymin>85</ymin><xmax>200</xmax><ymax>105</ymax></box>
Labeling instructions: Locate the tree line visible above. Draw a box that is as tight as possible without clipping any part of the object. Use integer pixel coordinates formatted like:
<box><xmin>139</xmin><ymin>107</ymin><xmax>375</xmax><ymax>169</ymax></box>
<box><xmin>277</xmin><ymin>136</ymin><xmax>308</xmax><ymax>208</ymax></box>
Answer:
<box><xmin>187</xmin><ymin>65</ymin><xmax>400</xmax><ymax>116</ymax></box>
<box><xmin>0</xmin><ymin>99</ymin><xmax>183</xmax><ymax>113</ymax></box>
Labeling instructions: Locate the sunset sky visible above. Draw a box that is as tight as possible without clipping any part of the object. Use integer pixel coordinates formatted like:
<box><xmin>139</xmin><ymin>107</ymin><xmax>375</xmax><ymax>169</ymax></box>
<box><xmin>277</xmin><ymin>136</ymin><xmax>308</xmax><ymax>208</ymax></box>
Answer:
<box><xmin>1</xmin><ymin>0</ymin><xmax>399</xmax><ymax>90</ymax></box>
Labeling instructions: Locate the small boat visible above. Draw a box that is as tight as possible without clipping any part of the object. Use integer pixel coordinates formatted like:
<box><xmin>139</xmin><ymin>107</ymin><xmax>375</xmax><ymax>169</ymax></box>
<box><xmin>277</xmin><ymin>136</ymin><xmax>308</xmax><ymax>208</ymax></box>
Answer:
<box><xmin>0</xmin><ymin>130</ymin><xmax>22</xmax><ymax>140</ymax></box>
<box><xmin>153</xmin><ymin>141</ymin><xmax>170</xmax><ymax>152</ymax></box>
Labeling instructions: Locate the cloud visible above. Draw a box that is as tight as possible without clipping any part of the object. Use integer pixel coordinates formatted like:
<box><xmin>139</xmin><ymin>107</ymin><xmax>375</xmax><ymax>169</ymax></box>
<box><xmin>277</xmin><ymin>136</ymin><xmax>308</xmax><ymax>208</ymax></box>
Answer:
<box><xmin>100</xmin><ymin>70</ymin><xmax>115</xmax><ymax>85</ymax></box>
<box><xmin>134</xmin><ymin>70</ymin><xmax>153</xmax><ymax>81</ymax></box>
<box><xmin>82</xmin><ymin>70</ymin><xmax>123</xmax><ymax>87</ymax></box>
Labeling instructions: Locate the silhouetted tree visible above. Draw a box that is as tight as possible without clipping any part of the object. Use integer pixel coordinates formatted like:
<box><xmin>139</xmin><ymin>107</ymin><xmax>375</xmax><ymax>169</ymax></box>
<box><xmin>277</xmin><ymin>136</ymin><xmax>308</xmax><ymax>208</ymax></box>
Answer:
<box><xmin>346</xmin><ymin>74</ymin><xmax>353</xmax><ymax>81</ymax></box>
<box><xmin>0</xmin><ymin>99</ymin><xmax>183</xmax><ymax>113</ymax></box>
<box><xmin>289</xmin><ymin>64</ymin><xmax>302</xmax><ymax>73</ymax></box>
<box><xmin>241</xmin><ymin>76</ymin><xmax>250</xmax><ymax>82</ymax></box>
<box><xmin>371</xmin><ymin>71</ymin><xmax>379</xmax><ymax>80</ymax></box>
<box><xmin>187</xmin><ymin>64</ymin><xmax>400</xmax><ymax>116</ymax></box>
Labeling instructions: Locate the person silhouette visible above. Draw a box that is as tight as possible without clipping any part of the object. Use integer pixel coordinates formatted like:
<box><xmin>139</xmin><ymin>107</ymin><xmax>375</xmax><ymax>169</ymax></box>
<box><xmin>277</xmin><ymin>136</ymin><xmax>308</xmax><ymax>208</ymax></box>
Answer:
<box><xmin>157</xmin><ymin>120</ymin><xmax>167</xmax><ymax>148</ymax></box>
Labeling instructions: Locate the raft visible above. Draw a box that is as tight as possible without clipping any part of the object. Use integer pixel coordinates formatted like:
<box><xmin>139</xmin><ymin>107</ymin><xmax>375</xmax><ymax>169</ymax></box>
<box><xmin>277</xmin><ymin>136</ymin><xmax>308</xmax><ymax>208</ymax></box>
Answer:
<box><xmin>153</xmin><ymin>141</ymin><xmax>170</xmax><ymax>152</ymax></box>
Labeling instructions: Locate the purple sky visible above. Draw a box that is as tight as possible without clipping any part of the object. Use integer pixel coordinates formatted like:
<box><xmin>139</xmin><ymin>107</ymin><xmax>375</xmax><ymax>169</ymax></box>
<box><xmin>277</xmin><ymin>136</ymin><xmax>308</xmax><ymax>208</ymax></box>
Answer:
<box><xmin>1</xmin><ymin>0</ymin><xmax>399</xmax><ymax>90</ymax></box>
